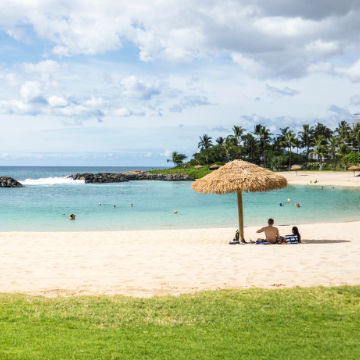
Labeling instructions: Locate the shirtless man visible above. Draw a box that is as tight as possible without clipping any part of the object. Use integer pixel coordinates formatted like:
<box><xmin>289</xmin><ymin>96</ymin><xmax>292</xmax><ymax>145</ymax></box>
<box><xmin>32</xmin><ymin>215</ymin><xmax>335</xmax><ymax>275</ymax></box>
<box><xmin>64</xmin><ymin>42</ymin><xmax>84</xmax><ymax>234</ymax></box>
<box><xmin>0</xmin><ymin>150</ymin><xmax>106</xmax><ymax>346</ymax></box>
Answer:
<box><xmin>256</xmin><ymin>218</ymin><xmax>280</xmax><ymax>244</ymax></box>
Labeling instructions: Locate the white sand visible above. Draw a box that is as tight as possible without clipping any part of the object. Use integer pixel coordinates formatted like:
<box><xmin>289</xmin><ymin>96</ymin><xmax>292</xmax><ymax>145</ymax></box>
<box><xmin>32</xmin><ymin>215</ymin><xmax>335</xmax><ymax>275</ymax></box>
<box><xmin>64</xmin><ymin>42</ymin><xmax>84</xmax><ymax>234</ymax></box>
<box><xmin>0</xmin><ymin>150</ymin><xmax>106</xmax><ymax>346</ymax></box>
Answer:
<box><xmin>280</xmin><ymin>170</ymin><xmax>360</xmax><ymax>188</ymax></box>
<box><xmin>1</xmin><ymin>221</ymin><xmax>359</xmax><ymax>297</ymax></box>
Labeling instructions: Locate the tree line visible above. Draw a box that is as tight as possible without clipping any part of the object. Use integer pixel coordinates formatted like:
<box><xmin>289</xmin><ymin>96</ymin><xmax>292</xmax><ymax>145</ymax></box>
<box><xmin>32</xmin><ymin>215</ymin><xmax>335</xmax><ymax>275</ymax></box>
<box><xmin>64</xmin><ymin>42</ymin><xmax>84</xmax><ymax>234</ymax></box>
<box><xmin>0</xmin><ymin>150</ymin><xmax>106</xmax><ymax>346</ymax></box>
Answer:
<box><xmin>169</xmin><ymin>120</ymin><xmax>360</xmax><ymax>170</ymax></box>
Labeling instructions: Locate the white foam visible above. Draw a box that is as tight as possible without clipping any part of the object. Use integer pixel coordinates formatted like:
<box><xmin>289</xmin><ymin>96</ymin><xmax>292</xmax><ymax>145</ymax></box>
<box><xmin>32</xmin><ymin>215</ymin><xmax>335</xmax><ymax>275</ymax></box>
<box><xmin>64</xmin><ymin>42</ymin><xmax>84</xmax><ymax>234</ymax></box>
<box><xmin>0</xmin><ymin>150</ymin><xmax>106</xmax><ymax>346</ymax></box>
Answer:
<box><xmin>20</xmin><ymin>177</ymin><xmax>85</xmax><ymax>186</ymax></box>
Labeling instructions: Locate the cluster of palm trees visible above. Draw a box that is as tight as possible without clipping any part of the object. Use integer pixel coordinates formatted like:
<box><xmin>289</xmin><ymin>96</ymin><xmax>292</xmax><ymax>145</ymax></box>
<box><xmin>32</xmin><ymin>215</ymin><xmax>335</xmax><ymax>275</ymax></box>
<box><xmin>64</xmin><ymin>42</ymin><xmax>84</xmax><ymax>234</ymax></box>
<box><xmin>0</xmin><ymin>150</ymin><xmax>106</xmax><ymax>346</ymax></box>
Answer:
<box><xmin>190</xmin><ymin>121</ymin><xmax>360</xmax><ymax>169</ymax></box>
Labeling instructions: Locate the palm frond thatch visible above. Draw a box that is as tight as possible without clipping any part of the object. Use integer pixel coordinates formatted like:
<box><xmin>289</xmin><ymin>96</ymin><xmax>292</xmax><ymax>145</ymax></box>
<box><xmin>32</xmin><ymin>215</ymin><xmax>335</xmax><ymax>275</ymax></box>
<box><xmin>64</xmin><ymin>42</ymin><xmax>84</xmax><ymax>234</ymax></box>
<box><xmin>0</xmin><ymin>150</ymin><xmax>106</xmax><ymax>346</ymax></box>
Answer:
<box><xmin>348</xmin><ymin>166</ymin><xmax>360</xmax><ymax>170</ymax></box>
<box><xmin>192</xmin><ymin>160</ymin><xmax>287</xmax><ymax>194</ymax></box>
<box><xmin>290</xmin><ymin>164</ymin><xmax>303</xmax><ymax>171</ymax></box>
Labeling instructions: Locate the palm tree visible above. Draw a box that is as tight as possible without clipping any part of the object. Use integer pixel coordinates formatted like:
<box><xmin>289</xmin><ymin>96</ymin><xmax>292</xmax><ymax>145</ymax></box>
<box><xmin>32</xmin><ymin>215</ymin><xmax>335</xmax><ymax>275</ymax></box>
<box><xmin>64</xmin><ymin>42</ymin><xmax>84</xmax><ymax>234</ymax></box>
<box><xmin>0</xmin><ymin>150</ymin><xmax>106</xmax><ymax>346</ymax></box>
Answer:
<box><xmin>254</xmin><ymin>124</ymin><xmax>271</xmax><ymax>167</ymax></box>
<box><xmin>313</xmin><ymin>122</ymin><xmax>333</xmax><ymax>140</ymax></box>
<box><xmin>328</xmin><ymin>136</ymin><xmax>339</xmax><ymax>168</ymax></box>
<box><xmin>167</xmin><ymin>151</ymin><xmax>187</xmax><ymax>166</ymax></box>
<box><xmin>336</xmin><ymin>143</ymin><xmax>352</xmax><ymax>170</ymax></box>
<box><xmin>216</xmin><ymin>136</ymin><xmax>225</xmax><ymax>146</ymax></box>
<box><xmin>223</xmin><ymin>136</ymin><xmax>237</xmax><ymax>161</ymax></box>
<box><xmin>336</xmin><ymin>142</ymin><xmax>352</xmax><ymax>156</ymax></box>
<box><xmin>198</xmin><ymin>134</ymin><xmax>212</xmax><ymax>151</ymax></box>
<box><xmin>280</xmin><ymin>131</ymin><xmax>297</xmax><ymax>168</ymax></box>
<box><xmin>278</xmin><ymin>127</ymin><xmax>290</xmax><ymax>141</ymax></box>
<box><xmin>311</xmin><ymin>135</ymin><xmax>328</xmax><ymax>170</ymax></box>
<box><xmin>242</xmin><ymin>133</ymin><xmax>258</xmax><ymax>163</ymax></box>
<box><xmin>298</xmin><ymin>124</ymin><xmax>313</xmax><ymax>162</ymax></box>
<box><xmin>350</xmin><ymin>122</ymin><xmax>360</xmax><ymax>149</ymax></box>
<box><xmin>335</xmin><ymin>120</ymin><xmax>351</xmax><ymax>144</ymax></box>
<box><xmin>232</xmin><ymin>125</ymin><xmax>245</xmax><ymax>146</ymax></box>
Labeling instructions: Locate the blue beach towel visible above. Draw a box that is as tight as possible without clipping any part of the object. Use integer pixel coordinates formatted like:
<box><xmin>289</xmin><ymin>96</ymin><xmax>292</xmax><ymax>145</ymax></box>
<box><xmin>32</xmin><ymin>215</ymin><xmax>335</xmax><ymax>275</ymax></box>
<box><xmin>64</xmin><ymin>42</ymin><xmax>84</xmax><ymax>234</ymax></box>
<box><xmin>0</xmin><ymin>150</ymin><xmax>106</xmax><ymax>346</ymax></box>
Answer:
<box><xmin>255</xmin><ymin>240</ymin><xmax>272</xmax><ymax>245</ymax></box>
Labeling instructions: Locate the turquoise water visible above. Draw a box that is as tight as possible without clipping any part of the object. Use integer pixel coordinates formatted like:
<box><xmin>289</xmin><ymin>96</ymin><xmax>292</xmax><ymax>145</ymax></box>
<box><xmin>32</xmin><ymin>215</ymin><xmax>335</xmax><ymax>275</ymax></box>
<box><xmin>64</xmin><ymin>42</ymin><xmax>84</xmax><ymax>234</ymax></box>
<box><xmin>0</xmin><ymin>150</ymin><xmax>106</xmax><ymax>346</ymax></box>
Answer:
<box><xmin>0</xmin><ymin>166</ymin><xmax>360</xmax><ymax>231</ymax></box>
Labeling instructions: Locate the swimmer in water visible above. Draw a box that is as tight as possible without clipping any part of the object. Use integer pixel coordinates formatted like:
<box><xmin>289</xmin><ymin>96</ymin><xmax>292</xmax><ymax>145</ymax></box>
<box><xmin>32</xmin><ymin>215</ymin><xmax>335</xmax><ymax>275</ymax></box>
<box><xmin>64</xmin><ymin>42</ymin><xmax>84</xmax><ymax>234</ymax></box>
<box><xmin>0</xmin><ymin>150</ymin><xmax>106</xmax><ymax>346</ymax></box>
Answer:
<box><xmin>295</xmin><ymin>203</ymin><xmax>300</xmax><ymax>208</ymax></box>
<box><xmin>130</xmin><ymin>203</ymin><xmax>134</xmax><ymax>208</ymax></box>
<box><xmin>99</xmin><ymin>202</ymin><xmax>102</xmax><ymax>206</ymax></box>
<box><xmin>174</xmin><ymin>210</ymin><xmax>178</xmax><ymax>214</ymax></box>
<box><xmin>69</xmin><ymin>214</ymin><xmax>76</xmax><ymax>220</ymax></box>
<box><xmin>113</xmin><ymin>205</ymin><xmax>116</xmax><ymax>208</ymax></box>
<box><xmin>287</xmin><ymin>198</ymin><xmax>291</xmax><ymax>202</ymax></box>
<box><xmin>279</xmin><ymin>202</ymin><xmax>283</xmax><ymax>207</ymax></box>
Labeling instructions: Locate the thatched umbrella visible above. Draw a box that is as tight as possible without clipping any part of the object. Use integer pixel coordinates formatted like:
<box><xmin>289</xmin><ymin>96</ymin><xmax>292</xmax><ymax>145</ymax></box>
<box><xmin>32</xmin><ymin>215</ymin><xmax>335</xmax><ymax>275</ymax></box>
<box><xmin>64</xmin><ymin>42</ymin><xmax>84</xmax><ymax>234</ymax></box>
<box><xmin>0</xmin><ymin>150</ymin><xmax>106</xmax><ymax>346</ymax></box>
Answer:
<box><xmin>209</xmin><ymin>164</ymin><xmax>222</xmax><ymax>170</ymax></box>
<box><xmin>290</xmin><ymin>164</ymin><xmax>303</xmax><ymax>175</ymax></box>
<box><xmin>192</xmin><ymin>160</ymin><xmax>287</xmax><ymax>242</ymax></box>
<box><xmin>348</xmin><ymin>165</ymin><xmax>360</xmax><ymax>176</ymax></box>
<box><xmin>194</xmin><ymin>165</ymin><xmax>203</xmax><ymax>169</ymax></box>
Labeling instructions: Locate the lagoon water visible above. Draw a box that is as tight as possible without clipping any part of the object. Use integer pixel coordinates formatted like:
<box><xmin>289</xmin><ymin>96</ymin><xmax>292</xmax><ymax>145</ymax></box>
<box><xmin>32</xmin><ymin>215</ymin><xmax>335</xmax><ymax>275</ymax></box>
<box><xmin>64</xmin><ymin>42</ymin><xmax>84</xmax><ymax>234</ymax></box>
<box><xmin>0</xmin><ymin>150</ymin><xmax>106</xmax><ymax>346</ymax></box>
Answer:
<box><xmin>0</xmin><ymin>166</ymin><xmax>360</xmax><ymax>231</ymax></box>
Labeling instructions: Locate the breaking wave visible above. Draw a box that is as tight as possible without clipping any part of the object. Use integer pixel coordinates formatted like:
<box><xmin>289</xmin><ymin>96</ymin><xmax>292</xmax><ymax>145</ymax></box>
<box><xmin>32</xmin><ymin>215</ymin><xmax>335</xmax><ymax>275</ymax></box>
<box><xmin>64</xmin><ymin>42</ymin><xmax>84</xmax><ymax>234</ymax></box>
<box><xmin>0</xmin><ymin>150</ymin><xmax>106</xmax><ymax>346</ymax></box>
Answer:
<box><xmin>21</xmin><ymin>176</ymin><xmax>85</xmax><ymax>186</ymax></box>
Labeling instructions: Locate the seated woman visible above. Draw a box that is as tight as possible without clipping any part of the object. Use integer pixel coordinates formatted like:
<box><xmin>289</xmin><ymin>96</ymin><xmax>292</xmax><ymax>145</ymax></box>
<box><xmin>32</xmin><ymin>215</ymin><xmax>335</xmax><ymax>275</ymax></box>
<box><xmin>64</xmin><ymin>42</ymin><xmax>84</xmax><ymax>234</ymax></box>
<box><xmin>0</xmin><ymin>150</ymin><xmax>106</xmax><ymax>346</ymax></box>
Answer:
<box><xmin>285</xmin><ymin>226</ymin><xmax>301</xmax><ymax>244</ymax></box>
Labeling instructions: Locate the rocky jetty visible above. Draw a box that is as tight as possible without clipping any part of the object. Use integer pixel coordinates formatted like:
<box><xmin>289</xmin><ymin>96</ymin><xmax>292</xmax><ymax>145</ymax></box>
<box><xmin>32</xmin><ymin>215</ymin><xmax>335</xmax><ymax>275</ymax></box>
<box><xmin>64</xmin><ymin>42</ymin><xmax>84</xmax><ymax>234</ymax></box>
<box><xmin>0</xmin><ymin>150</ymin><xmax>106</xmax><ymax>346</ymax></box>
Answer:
<box><xmin>69</xmin><ymin>170</ymin><xmax>193</xmax><ymax>183</ymax></box>
<box><xmin>0</xmin><ymin>176</ymin><xmax>23</xmax><ymax>187</ymax></box>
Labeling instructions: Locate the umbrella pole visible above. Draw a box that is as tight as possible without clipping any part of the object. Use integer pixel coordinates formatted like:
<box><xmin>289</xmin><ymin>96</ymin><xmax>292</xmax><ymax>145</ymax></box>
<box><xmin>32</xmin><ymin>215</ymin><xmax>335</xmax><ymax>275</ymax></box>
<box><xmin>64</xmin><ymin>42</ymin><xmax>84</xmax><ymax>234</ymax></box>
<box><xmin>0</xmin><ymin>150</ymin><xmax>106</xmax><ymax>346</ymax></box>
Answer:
<box><xmin>237</xmin><ymin>191</ymin><xmax>245</xmax><ymax>242</ymax></box>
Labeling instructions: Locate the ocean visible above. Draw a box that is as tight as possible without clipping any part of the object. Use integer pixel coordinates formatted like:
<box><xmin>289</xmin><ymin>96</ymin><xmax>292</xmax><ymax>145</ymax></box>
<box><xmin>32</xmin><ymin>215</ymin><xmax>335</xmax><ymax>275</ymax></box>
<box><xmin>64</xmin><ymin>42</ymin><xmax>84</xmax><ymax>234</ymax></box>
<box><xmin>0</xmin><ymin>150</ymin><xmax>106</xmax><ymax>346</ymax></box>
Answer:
<box><xmin>0</xmin><ymin>166</ymin><xmax>360</xmax><ymax>231</ymax></box>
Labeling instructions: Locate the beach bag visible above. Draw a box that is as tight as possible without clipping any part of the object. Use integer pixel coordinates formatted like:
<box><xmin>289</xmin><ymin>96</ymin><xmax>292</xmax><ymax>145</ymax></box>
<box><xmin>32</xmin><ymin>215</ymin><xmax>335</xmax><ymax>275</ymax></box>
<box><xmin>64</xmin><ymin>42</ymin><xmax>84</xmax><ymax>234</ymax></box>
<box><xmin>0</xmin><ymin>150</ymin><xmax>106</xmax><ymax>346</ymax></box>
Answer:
<box><xmin>229</xmin><ymin>230</ymin><xmax>240</xmax><ymax>245</ymax></box>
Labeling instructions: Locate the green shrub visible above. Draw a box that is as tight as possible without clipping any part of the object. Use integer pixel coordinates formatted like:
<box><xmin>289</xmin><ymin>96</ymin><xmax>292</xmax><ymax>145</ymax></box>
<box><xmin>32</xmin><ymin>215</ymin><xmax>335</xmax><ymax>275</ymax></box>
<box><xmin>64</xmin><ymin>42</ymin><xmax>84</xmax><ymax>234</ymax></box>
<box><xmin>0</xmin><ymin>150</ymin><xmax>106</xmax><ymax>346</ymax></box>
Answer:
<box><xmin>342</xmin><ymin>152</ymin><xmax>360</xmax><ymax>166</ymax></box>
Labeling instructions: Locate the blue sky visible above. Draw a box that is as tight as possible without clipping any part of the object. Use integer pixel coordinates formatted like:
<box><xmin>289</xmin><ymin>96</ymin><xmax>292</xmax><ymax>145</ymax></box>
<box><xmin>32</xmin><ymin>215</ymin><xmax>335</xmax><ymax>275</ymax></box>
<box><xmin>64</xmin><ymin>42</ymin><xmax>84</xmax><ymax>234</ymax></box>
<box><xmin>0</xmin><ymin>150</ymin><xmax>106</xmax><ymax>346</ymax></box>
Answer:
<box><xmin>0</xmin><ymin>0</ymin><xmax>360</xmax><ymax>165</ymax></box>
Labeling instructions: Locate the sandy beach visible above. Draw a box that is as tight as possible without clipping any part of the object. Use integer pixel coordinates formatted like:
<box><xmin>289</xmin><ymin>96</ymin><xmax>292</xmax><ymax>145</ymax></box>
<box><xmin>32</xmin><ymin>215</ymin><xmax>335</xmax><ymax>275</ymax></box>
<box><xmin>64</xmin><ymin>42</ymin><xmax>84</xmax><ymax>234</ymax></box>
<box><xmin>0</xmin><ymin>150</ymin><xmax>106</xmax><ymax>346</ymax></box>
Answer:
<box><xmin>0</xmin><ymin>220</ymin><xmax>359</xmax><ymax>297</ymax></box>
<box><xmin>280</xmin><ymin>170</ymin><xmax>360</xmax><ymax>188</ymax></box>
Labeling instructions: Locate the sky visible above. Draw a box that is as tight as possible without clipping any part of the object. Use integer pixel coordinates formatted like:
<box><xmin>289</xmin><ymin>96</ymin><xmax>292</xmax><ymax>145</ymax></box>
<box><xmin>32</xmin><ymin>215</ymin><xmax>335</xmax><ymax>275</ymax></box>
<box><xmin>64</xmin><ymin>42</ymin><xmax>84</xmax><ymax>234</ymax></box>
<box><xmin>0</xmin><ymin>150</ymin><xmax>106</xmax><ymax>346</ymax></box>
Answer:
<box><xmin>0</xmin><ymin>0</ymin><xmax>360</xmax><ymax>166</ymax></box>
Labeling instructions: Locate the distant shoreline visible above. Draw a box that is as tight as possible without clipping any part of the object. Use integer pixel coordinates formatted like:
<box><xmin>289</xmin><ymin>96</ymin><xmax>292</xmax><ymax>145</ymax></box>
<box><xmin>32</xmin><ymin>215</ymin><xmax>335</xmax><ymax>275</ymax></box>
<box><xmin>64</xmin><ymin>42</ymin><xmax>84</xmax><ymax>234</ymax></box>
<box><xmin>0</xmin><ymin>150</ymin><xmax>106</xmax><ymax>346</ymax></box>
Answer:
<box><xmin>280</xmin><ymin>170</ymin><xmax>360</xmax><ymax>188</ymax></box>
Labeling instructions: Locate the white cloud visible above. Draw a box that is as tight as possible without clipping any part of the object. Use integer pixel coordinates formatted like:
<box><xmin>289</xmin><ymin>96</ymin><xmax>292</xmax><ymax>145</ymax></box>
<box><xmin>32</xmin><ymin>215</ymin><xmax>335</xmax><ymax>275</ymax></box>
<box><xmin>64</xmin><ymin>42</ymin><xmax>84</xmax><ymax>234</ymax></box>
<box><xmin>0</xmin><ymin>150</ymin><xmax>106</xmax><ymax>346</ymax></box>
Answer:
<box><xmin>266</xmin><ymin>84</ymin><xmax>300</xmax><ymax>97</ymax></box>
<box><xmin>0</xmin><ymin>60</ymin><xmax>211</xmax><ymax>122</ymax></box>
<box><xmin>305</xmin><ymin>40</ymin><xmax>340</xmax><ymax>56</ymax></box>
<box><xmin>1</xmin><ymin>0</ymin><xmax>360</xmax><ymax>78</ymax></box>
<box><xmin>160</xmin><ymin>149</ymin><xmax>171</xmax><ymax>157</ymax></box>
<box><xmin>113</xmin><ymin>107</ymin><xmax>132</xmax><ymax>117</ymax></box>
<box><xmin>231</xmin><ymin>53</ymin><xmax>266</xmax><ymax>77</ymax></box>
<box><xmin>113</xmin><ymin>107</ymin><xmax>146</xmax><ymax>117</ymax></box>
<box><xmin>254</xmin><ymin>16</ymin><xmax>315</xmax><ymax>37</ymax></box>
<box><xmin>169</xmin><ymin>95</ymin><xmax>211</xmax><ymax>113</ymax></box>
<box><xmin>121</xmin><ymin>76</ymin><xmax>160</xmax><ymax>100</ymax></box>
<box><xmin>350</xmin><ymin>95</ymin><xmax>360</xmax><ymax>106</ymax></box>
<box><xmin>0</xmin><ymin>99</ymin><xmax>29</xmax><ymax>114</ymax></box>
<box><xmin>0</xmin><ymin>71</ymin><xmax>18</xmax><ymax>86</ymax></box>
<box><xmin>20</xmin><ymin>81</ymin><xmax>43</xmax><ymax>102</ymax></box>
<box><xmin>336</xmin><ymin>59</ymin><xmax>360</xmax><ymax>82</ymax></box>
<box><xmin>307</xmin><ymin>62</ymin><xmax>334</xmax><ymax>74</ymax></box>
<box><xmin>48</xmin><ymin>95</ymin><xmax>68</xmax><ymax>107</ymax></box>
<box><xmin>24</xmin><ymin>60</ymin><xmax>59</xmax><ymax>74</ymax></box>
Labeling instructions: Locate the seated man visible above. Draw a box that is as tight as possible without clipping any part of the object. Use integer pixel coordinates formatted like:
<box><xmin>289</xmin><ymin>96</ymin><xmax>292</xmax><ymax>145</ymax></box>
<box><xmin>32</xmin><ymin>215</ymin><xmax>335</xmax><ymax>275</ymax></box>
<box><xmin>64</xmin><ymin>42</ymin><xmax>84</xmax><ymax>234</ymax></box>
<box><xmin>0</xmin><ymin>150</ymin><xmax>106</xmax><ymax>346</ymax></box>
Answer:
<box><xmin>256</xmin><ymin>218</ymin><xmax>280</xmax><ymax>244</ymax></box>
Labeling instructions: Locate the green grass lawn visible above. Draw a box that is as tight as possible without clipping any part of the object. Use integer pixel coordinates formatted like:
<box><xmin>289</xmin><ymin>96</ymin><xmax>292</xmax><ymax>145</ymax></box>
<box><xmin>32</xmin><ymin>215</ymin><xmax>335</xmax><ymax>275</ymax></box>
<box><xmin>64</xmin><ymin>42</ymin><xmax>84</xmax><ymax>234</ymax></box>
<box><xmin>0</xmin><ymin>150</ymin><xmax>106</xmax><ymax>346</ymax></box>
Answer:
<box><xmin>0</xmin><ymin>286</ymin><xmax>359</xmax><ymax>359</ymax></box>
<box><xmin>150</xmin><ymin>166</ymin><xmax>212</xmax><ymax>179</ymax></box>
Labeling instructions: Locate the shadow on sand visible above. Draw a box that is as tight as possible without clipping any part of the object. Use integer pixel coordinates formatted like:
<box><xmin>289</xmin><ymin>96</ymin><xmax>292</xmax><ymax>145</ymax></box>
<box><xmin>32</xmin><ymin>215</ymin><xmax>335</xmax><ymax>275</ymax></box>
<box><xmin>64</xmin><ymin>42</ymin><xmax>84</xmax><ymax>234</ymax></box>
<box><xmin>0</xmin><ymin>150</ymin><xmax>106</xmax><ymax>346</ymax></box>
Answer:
<box><xmin>302</xmin><ymin>239</ymin><xmax>350</xmax><ymax>244</ymax></box>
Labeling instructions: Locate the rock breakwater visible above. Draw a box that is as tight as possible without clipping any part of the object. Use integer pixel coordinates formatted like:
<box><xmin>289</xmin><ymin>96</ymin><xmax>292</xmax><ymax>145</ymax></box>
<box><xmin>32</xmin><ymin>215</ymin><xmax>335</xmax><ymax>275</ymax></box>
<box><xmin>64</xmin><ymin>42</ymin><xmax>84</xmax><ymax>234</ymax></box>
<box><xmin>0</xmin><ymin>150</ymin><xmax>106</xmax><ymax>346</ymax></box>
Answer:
<box><xmin>0</xmin><ymin>176</ymin><xmax>23</xmax><ymax>187</ymax></box>
<box><xmin>69</xmin><ymin>170</ymin><xmax>193</xmax><ymax>183</ymax></box>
